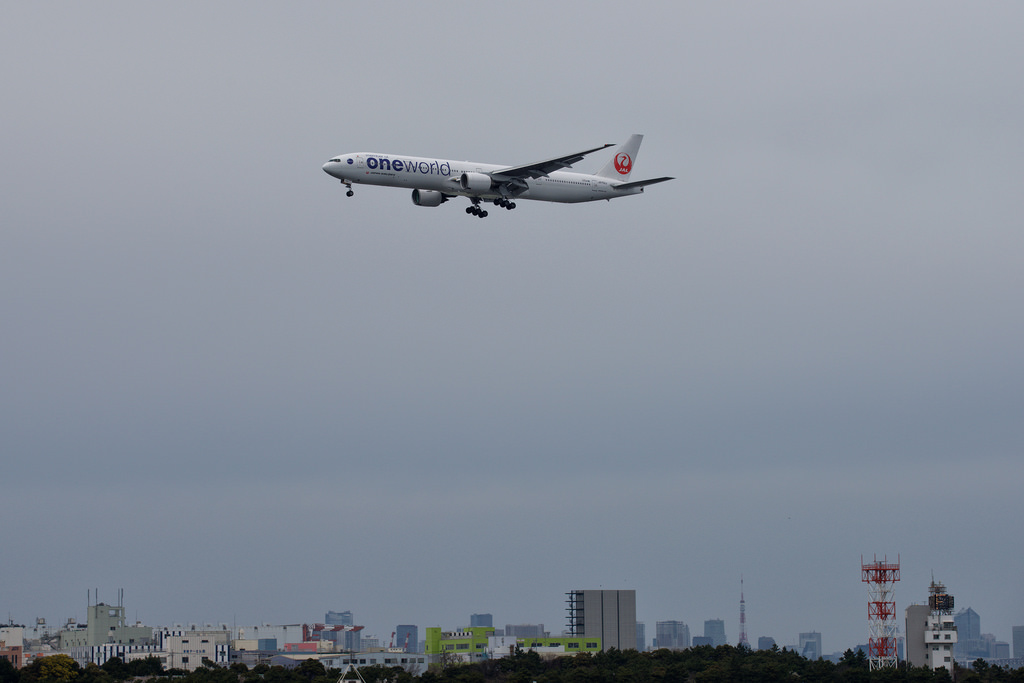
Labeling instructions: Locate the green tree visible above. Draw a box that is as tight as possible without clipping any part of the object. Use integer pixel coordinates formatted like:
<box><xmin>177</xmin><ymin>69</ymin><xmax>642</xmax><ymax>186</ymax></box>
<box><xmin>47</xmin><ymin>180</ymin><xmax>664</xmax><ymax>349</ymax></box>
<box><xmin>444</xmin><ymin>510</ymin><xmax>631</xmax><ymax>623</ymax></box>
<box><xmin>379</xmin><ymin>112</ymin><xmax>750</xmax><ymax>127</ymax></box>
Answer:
<box><xmin>0</xmin><ymin>658</ymin><xmax>21</xmax><ymax>683</ymax></box>
<box><xmin>75</xmin><ymin>664</ymin><xmax>112</xmax><ymax>683</ymax></box>
<box><xmin>126</xmin><ymin>657</ymin><xmax>165</xmax><ymax>678</ymax></box>
<box><xmin>37</xmin><ymin>655</ymin><xmax>80</xmax><ymax>683</ymax></box>
<box><xmin>295</xmin><ymin>660</ymin><xmax>326</xmax><ymax>683</ymax></box>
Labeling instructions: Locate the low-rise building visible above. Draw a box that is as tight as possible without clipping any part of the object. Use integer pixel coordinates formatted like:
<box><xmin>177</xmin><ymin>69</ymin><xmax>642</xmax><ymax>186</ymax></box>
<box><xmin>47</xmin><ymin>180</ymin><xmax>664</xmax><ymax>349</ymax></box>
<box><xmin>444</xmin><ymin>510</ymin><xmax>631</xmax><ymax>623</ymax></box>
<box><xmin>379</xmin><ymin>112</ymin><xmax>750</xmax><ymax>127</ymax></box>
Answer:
<box><xmin>156</xmin><ymin>629</ymin><xmax>229</xmax><ymax>670</ymax></box>
<box><xmin>270</xmin><ymin>651</ymin><xmax>426</xmax><ymax>673</ymax></box>
<box><xmin>1</xmin><ymin>641</ymin><xmax>23</xmax><ymax>669</ymax></box>
<box><xmin>424</xmin><ymin>626</ymin><xmax>601</xmax><ymax>662</ymax></box>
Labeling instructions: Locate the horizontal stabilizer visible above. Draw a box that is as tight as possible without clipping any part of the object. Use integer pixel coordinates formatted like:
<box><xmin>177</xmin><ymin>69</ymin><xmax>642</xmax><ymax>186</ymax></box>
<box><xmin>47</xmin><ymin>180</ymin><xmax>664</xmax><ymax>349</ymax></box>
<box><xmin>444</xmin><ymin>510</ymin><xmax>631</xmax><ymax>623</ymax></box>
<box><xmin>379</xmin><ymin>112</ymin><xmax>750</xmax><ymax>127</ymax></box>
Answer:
<box><xmin>613</xmin><ymin>176</ymin><xmax>674</xmax><ymax>191</ymax></box>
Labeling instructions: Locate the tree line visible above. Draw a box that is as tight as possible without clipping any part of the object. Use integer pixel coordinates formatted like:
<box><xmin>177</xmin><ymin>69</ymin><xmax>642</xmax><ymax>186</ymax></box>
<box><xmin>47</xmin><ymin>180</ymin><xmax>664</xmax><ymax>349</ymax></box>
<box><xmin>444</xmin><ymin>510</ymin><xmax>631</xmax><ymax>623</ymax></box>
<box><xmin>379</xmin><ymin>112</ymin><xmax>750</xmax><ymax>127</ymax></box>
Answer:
<box><xmin>3</xmin><ymin>645</ymin><xmax>1022</xmax><ymax>683</ymax></box>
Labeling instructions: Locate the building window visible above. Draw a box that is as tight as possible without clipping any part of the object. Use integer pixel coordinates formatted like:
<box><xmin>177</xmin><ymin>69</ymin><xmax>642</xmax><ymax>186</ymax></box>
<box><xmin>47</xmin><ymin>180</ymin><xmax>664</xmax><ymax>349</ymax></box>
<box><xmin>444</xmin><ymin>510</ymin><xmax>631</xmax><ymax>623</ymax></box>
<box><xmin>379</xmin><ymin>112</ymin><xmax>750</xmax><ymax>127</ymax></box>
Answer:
<box><xmin>567</xmin><ymin>643</ymin><xmax>579</xmax><ymax>649</ymax></box>
<box><xmin>586</xmin><ymin>642</ymin><xmax>598</xmax><ymax>649</ymax></box>
<box><xmin>456</xmin><ymin>644</ymin><xmax>469</xmax><ymax>650</ymax></box>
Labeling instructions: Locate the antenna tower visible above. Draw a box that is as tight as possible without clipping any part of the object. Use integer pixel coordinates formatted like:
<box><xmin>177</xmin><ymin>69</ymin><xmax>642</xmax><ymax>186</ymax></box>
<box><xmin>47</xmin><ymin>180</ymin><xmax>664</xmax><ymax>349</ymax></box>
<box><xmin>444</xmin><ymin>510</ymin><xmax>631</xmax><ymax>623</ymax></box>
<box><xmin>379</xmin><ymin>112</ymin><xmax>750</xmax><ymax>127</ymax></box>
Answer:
<box><xmin>861</xmin><ymin>554</ymin><xmax>900</xmax><ymax>669</ymax></box>
<box><xmin>738</xmin><ymin>577</ymin><xmax>749</xmax><ymax>647</ymax></box>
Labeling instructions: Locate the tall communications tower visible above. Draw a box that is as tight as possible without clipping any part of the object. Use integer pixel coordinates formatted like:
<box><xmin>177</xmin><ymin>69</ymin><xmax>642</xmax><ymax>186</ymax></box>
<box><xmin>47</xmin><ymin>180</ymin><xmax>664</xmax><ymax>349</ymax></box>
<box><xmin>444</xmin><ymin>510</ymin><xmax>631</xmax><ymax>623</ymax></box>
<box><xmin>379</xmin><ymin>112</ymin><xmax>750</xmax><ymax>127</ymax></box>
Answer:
<box><xmin>861</xmin><ymin>555</ymin><xmax>900</xmax><ymax>669</ymax></box>
<box><xmin>738</xmin><ymin>577</ymin><xmax>749</xmax><ymax>647</ymax></box>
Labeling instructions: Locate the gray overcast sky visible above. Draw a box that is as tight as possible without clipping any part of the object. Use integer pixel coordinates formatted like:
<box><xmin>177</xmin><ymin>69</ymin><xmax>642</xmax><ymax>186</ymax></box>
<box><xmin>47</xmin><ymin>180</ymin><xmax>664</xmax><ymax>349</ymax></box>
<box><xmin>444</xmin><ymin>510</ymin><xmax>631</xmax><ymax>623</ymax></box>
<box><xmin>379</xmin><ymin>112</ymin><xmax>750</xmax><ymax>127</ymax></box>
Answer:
<box><xmin>2</xmin><ymin>1</ymin><xmax>1022</xmax><ymax>654</ymax></box>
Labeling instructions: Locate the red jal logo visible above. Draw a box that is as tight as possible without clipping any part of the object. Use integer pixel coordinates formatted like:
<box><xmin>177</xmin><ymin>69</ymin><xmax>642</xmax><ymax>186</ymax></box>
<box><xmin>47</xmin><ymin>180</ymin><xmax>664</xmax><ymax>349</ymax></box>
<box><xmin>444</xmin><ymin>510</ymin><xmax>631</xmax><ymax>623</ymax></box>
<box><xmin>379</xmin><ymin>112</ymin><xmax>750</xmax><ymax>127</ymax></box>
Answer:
<box><xmin>614</xmin><ymin>153</ymin><xmax>632</xmax><ymax>175</ymax></box>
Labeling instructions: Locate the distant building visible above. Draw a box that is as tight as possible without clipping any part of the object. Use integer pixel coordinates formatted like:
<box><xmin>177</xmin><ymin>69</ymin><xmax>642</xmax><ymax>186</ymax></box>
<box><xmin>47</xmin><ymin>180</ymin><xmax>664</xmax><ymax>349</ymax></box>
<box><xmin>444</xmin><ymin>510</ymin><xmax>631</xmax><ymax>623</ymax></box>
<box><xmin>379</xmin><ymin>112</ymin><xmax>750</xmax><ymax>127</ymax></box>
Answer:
<box><xmin>326</xmin><ymin>611</ymin><xmax>354</xmax><ymax>626</ymax></box>
<box><xmin>0</xmin><ymin>641</ymin><xmax>23</xmax><ymax>669</ymax></box>
<box><xmin>425</xmin><ymin>627</ymin><xmax>600</xmax><ymax>662</ymax></box>
<box><xmin>271</xmin><ymin>651</ymin><xmax>426</xmax><ymax>673</ymax></box>
<box><xmin>396</xmin><ymin>625</ymin><xmax>418</xmax><ymax>653</ymax></box>
<box><xmin>799</xmin><ymin>632</ymin><xmax>822</xmax><ymax>660</ymax></box>
<box><xmin>157</xmin><ymin>628</ymin><xmax>229</xmax><ymax>671</ymax></box>
<box><xmin>655</xmin><ymin>621</ymin><xmax>689</xmax><ymax>651</ymax></box>
<box><xmin>954</xmin><ymin>607</ymin><xmax>980</xmax><ymax>660</ymax></box>
<box><xmin>691</xmin><ymin>636</ymin><xmax>713</xmax><ymax>647</ymax></box>
<box><xmin>306</xmin><ymin>623</ymin><xmax>363</xmax><ymax>652</ymax></box>
<box><xmin>636</xmin><ymin>622</ymin><xmax>645</xmax><ymax>652</ymax></box>
<box><xmin>504</xmin><ymin>624</ymin><xmax>546</xmax><ymax>638</ymax></box>
<box><xmin>1013</xmin><ymin>626</ymin><xmax>1024</xmax><ymax>659</ymax></box>
<box><xmin>469</xmin><ymin>614</ymin><xmax>492</xmax><ymax>628</ymax></box>
<box><xmin>905</xmin><ymin>580</ymin><xmax>957</xmax><ymax>675</ymax></box>
<box><xmin>704</xmin><ymin>620</ymin><xmax>726</xmax><ymax>647</ymax></box>
<box><xmin>59</xmin><ymin>601</ymin><xmax>153</xmax><ymax>649</ymax></box>
<box><xmin>566</xmin><ymin>590</ymin><xmax>636</xmax><ymax>652</ymax></box>
<box><xmin>235</xmin><ymin>624</ymin><xmax>304</xmax><ymax>647</ymax></box>
<box><xmin>757</xmin><ymin>636</ymin><xmax>776</xmax><ymax>650</ymax></box>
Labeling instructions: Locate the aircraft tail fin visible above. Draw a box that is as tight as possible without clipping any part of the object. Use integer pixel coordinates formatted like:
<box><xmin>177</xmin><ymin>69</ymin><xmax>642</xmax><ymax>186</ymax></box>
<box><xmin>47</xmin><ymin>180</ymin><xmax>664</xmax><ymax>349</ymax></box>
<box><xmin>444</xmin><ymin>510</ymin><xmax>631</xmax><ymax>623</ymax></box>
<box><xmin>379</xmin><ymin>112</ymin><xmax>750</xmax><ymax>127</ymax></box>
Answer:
<box><xmin>595</xmin><ymin>134</ymin><xmax>644</xmax><ymax>181</ymax></box>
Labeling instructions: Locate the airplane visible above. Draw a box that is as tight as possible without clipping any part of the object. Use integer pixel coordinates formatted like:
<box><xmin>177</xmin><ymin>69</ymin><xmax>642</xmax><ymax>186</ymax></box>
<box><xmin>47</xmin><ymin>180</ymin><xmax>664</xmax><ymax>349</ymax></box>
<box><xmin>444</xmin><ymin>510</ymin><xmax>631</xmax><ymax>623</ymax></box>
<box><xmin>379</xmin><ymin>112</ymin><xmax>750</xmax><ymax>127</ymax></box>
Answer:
<box><xmin>321</xmin><ymin>134</ymin><xmax>672</xmax><ymax>218</ymax></box>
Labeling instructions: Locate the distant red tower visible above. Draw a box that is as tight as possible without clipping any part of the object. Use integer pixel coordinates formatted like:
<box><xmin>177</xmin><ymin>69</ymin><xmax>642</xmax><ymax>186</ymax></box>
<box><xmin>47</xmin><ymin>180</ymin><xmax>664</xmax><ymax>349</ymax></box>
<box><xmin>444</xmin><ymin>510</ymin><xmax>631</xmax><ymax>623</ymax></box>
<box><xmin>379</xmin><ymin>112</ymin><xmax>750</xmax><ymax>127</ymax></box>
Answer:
<box><xmin>861</xmin><ymin>555</ymin><xmax>900</xmax><ymax>669</ymax></box>
<box><xmin>738</xmin><ymin>577</ymin><xmax>749</xmax><ymax>647</ymax></box>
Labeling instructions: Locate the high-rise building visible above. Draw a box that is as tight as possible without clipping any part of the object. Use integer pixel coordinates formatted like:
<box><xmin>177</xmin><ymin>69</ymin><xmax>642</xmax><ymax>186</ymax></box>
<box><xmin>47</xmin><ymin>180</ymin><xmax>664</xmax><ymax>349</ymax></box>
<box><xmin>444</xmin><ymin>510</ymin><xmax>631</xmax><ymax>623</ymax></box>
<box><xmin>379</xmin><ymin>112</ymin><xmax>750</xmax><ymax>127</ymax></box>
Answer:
<box><xmin>566</xmin><ymin>590</ymin><xmax>637</xmax><ymax>652</ymax></box>
<box><xmin>704</xmin><ymin>619</ymin><xmax>726</xmax><ymax>647</ymax></box>
<box><xmin>326</xmin><ymin>611</ymin><xmax>354</xmax><ymax>626</ymax></box>
<box><xmin>799</xmin><ymin>632</ymin><xmax>822</xmax><ymax>660</ymax></box>
<box><xmin>655</xmin><ymin>621</ymin><xmax>689</xmax><ymax>651</ymax></box>
<box><xmin>636</xmin><ymin>622</ymin><xmax>645</xmax><ymax>652</ymax></box>
<box><xmin>954</xmin><ymin>607</ymin><xmax>981</xmax><ymax>660</ymax></box>
<box><xmin>396</xmin><ymin>625</ymin><xmax>418</xmax><ymax>652</ymax></box>
<box><xmin>470</xmin><ymin>614</ymin><xmax>492</xmax><ymax>628</ymax></box>
<box><xmin>1013</xmin><ymin>626</ymin><xmax>1024</xmax><ymax>659</ymax></box>
<box><xmin>757</xmin><ymin>636</ymin><xmax>776</xmax><ymax>650</ymax></box>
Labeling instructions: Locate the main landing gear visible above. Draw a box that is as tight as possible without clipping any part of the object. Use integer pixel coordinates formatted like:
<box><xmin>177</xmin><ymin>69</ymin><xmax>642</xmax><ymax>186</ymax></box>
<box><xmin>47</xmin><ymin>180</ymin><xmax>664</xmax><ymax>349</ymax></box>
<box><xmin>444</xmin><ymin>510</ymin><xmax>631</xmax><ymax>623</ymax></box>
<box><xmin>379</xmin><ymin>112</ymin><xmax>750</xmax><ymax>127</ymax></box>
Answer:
<box><xmin>466</xmin><ymin>199</ymin><xmax>488</xmax><ymax>218</ymax></box>
<box><xmin>465</xmin><ymin>198</ymin><xmax>517</xmax><ymax>218</ymax></box>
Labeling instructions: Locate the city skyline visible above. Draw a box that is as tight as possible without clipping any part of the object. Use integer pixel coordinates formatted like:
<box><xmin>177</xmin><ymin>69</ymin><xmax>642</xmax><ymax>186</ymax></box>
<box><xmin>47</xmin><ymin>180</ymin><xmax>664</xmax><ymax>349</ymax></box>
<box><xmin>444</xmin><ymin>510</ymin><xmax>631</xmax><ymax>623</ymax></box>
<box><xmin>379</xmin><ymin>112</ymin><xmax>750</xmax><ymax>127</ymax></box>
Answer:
<box><xmin>6</xmin><ymin>580</ymin><xmax>1021</xmax><ymax>658</ymax></box>
<box><xmin>3</xmin><ymin>1</ymin><xmax>1022</xmax><ymax>659</ymax></box>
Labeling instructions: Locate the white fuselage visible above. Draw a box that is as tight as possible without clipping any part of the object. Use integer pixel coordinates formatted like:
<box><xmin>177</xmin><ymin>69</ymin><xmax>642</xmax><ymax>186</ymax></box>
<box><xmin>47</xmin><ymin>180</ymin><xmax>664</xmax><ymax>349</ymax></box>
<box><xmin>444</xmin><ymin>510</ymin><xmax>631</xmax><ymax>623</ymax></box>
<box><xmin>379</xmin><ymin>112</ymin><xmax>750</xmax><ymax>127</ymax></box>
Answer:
<box><xmin>322</xmin><ymin>153</ymin><xmax>642</xmax><ymax>203</ymax></box>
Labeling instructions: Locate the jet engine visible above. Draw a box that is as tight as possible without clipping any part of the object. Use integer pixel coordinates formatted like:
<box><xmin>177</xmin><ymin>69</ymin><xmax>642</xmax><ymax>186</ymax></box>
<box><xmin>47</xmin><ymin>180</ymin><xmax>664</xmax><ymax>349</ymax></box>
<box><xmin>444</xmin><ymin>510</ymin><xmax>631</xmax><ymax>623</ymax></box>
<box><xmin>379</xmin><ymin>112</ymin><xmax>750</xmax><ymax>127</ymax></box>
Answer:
<box><xmin>459</xmin><ymin>172</ymin><xmax>494</xmax><ymax>193</ymax></box>
<box><xmin>411</xmin><ymin>189</ymin><xmax>446</xmax><ymax>207</ymax></box>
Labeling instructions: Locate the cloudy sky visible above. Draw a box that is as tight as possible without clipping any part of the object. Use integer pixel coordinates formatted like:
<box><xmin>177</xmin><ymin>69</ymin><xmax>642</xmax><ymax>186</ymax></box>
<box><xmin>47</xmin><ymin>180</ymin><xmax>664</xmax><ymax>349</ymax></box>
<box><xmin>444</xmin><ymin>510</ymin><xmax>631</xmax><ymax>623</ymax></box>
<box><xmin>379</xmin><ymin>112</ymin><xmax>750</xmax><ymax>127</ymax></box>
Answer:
<box><xmin>3</xmin><ymin>2</ymin><xmax>1022</xmax><ymax>654</ymax></box>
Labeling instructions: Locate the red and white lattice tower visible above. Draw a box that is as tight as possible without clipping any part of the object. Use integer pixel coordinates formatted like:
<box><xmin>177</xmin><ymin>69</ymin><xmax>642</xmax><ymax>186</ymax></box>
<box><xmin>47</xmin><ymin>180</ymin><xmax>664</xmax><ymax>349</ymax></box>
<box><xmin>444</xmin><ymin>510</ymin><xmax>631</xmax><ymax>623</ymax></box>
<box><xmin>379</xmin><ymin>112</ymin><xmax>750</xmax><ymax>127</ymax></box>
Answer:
<box><xmin>861</xmin><ymin>554</ymin><xmax>900</xmax><ymax>669</ymax></box>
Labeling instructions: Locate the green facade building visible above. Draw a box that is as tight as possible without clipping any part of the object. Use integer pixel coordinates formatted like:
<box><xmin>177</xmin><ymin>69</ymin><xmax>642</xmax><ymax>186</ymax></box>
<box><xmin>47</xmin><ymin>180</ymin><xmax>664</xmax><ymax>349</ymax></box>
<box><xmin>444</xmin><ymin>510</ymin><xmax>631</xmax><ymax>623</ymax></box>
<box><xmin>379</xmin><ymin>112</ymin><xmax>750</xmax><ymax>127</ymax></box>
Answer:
<box><xmin>425</xmin><ymin>626</ymin><xmax>600</xmax><ymax>661</ymax></box>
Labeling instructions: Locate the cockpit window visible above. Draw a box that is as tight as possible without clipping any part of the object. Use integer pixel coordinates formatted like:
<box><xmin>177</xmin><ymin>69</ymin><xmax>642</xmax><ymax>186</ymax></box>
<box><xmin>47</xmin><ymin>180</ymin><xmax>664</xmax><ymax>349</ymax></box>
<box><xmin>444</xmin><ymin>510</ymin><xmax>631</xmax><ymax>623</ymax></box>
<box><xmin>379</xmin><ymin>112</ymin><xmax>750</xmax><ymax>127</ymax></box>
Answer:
<box><xmin>330</xmin><ymin>158</ymin><xmax>341</xmax><ymax>163</ymax></box>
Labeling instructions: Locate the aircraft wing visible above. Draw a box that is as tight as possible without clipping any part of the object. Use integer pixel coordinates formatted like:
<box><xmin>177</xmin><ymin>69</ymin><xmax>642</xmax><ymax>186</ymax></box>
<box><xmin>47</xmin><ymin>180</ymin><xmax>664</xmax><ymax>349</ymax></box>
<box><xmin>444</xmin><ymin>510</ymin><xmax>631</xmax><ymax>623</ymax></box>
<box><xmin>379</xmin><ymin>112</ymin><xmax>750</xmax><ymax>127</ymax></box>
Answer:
<box><xmin>491</xmin><ymin>143</ymin><xmax>615</xmax><ymax>180</ymax></box>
